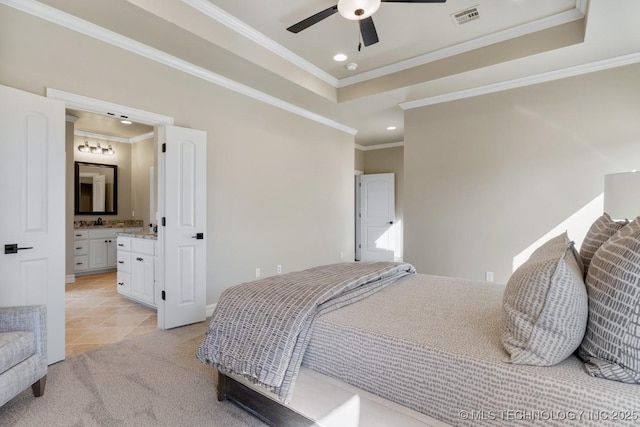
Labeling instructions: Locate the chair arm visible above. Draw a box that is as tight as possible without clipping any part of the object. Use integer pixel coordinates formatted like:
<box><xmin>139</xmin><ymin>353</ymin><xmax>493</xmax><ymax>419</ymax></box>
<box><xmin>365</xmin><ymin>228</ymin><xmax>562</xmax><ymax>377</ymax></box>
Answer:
<box><xmin>0</xmin><ymin>305</ymin><xmax>47</xmax><ymax>361</ymax></box>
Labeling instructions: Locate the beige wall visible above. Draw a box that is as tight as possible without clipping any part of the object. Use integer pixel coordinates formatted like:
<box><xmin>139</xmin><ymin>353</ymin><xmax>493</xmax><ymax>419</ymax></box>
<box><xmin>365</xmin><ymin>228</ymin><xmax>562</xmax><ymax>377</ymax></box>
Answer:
<box><xmin>404</xmin><ymin>62</ymin><xmax>640</xmax><ymax>283</ymax></box>
<box><xmin>1</xmin><ymin>6</ymin><xmax>354</xmax><ymax>303</ymax></box>
<box><xmin>131</xmin><ymin>137</ymin><xmax>155</xmax><ymax>229</ymax></box>
<box><xmin>363</xmin><ymin>147</ymin><xmax>404</xmax><ymax>259</ymax></box>
<box><xmin>354</xmin><ymin>148</ymin><xmax>365</xmax><ymax>172</ymax></box>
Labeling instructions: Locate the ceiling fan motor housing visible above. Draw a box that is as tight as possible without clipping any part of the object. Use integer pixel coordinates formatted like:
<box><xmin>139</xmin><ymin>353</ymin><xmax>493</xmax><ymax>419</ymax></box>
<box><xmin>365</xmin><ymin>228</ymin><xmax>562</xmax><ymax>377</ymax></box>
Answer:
<box><xmin>338</xmin><ymin>0</ymin><xmax>381</xmax><ymax>20</ymax></box>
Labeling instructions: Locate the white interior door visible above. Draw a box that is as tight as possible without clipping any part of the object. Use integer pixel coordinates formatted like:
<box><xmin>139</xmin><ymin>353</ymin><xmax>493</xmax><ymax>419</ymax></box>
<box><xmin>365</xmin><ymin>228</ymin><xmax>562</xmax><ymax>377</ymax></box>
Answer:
<box><xmin>358</xmin><ymin>173</ymin><xmax>396</xmax><ymax>262</ymax></box>
<box><xmin>0</xmin><ymin>84</ymin><xmax>65</xmax><ymax>363</ymax></box>
<box><xmin>157</xmin><ymin>125</ymin><xmax>207</xmax><ymax>329</ymax></box>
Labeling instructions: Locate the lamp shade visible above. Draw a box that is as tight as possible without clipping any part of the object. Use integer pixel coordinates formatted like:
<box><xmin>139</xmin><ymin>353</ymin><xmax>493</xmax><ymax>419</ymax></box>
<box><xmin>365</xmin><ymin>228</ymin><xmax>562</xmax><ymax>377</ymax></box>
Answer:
<box><xmin>604</xmin><ymin>171</ymin><xmax>640</xmax><ymax>220</ymax></box>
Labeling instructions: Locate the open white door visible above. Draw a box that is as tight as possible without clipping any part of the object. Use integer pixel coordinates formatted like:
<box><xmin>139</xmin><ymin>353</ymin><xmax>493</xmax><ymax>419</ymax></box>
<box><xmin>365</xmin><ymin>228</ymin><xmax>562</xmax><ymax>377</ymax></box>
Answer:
<box><xmin>357</xmin><ymin>173</ymin><xmax>396</xmax><ymax>262</ymax></box>
<box><xmin>157</xmin><ymin>125</ymin><xmax>207</xmax><ymax>329</ymax></box>
<box><xmin>0</xmin><ymin>85</ymin><xmax>65</xmax><ymax>363</ymax></box>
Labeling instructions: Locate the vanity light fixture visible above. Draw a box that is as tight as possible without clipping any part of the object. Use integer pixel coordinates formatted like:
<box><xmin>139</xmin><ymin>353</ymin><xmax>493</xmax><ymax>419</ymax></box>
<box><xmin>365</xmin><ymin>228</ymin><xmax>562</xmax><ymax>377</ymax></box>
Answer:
<box><xmin>77</xmin><ymin>139</ymin><xmax>115</xmax><ymax>156</ymax></box>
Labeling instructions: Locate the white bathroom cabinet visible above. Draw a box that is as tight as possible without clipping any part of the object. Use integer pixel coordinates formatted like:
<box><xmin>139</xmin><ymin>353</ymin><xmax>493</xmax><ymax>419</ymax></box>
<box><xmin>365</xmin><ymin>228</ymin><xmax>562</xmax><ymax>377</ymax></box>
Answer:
<box><xmin>74</xmin><ymin>227</ymin><xmax>143</xmax><ymax>275</ymax></box>
<box><xmin>116</xmin><ymin>235</ymin><xmax>156</xmax><ymax>308</ymax></box>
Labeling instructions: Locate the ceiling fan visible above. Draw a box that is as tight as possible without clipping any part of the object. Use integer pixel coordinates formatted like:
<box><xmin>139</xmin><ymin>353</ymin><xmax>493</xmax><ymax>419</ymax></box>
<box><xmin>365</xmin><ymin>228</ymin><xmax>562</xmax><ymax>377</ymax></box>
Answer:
<box><xmin>287</xmin><ymin>0</ymin><xmax>447</xmax><ymax>49</ymax></box>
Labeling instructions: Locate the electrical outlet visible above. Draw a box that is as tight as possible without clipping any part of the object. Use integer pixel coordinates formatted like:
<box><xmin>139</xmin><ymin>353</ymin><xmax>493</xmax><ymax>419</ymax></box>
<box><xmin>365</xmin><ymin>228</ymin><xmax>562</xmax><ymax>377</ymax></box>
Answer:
<box><xmin>485</xmin><ymin>271</ymin><xmax>494</xmax><ymax>282</ymax></box>
<box><xmin>277</xmin><ymin>265</ymin><xmax>282</xmax><ymax>274</ymax></box>
<box><xmin>255</xmin><ymin>268</ymin><xmax>260</xmax><ymax>278</ymax></box>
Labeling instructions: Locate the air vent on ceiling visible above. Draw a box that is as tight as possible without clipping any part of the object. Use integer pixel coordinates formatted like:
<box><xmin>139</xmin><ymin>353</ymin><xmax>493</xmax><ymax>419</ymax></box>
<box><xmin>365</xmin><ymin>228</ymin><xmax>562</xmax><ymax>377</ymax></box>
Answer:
<box><xmin>451</xmin><ymin>5</ymin><xmax>480</xmax><ymax>26</ymax></box>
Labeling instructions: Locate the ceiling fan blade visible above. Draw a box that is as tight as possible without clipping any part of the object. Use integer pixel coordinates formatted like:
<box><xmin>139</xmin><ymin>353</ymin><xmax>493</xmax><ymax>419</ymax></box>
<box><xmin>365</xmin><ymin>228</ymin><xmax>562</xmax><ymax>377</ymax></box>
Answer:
<box><xmin>381</xmin><ymin>0</ymin><xmax>446</xmax><ymax>3</ymax></box>
<box><xmin>287</xmin><ymin>5</ymin><xmax>339</xmax><ymax>33</ymax></box>
<box><xmin>359</xmin><ymin>17</ymin><xmax>379</xmax><ymax>47</ymax></box>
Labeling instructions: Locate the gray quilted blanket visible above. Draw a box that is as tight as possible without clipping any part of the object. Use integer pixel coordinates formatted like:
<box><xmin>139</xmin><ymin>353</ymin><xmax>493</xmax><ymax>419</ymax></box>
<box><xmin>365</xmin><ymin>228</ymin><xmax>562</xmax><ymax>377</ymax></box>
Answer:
<box><xmin>196</xmin><ymin>261</ymin><xmax>415</xmax><ymax>402</ymax></box>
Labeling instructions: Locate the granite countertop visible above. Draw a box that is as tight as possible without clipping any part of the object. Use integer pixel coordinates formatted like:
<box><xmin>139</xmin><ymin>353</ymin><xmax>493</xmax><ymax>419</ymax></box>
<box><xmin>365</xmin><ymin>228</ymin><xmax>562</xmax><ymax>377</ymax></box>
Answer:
<box><xmin>118</xmin><ymin>231</ymin><xmax>158</xmax><ymax>240</ymax></box>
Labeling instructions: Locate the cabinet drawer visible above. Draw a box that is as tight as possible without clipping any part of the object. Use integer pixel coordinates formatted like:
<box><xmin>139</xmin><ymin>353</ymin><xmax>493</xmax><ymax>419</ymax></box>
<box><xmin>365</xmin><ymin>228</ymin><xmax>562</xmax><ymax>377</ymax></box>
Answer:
<box><xmin>116</xmin><ymin>236</ymin><xmax>131</xmax><ymax>252</ymax></box>
<box><xmin>117</xmin><ymin>272</ymin><xmax>131</xmax><ymax>295</ymax></box>
<box><xmin>131</xmin><ymin>238</ymin><xmax>155</xmax><ymax>256</ymax></box>
<box><xmin>74</xmin><ymin>255</ymin><xmax>89</xmax><ymax>271</ymax></box>
<box><xmin>117</xmin><ymin>251</ymin><xmax>131</xmax><ymax>273</ymax></box>
<box><xmin>74</xmin><ymin>241</ymin><xmax>89</xmax><ymax>256</ymax></box>
<box><xmin>73</xmin><ymin>230</ymin><xmax>88</xmax><ymax>240</ymax></box>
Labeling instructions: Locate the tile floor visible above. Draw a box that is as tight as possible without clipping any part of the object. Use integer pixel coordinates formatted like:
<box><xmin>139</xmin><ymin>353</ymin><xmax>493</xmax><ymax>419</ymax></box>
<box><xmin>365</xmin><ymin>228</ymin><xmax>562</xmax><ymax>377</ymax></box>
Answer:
<box><xmin>65</xmin><ymin>271</ymin><xmax>157</xmax><ymax>356</ymax></box>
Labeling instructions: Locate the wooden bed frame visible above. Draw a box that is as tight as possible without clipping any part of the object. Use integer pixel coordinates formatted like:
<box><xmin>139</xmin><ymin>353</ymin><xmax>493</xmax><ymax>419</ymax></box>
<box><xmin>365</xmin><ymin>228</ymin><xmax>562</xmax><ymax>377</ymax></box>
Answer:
<box><xmin>216</xmin><ymin>370</ymin><xmax>314</xmax><ymax>426</ymax></box>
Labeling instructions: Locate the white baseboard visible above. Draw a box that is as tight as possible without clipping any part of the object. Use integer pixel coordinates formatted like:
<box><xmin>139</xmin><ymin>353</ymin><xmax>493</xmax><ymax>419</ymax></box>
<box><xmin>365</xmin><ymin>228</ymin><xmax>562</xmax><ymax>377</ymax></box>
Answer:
<box><xmin>206</xmin><ymin>303</ymin><xmax>217</xmax><ymax>318</ymax></box>
<box><xmin>65</xmin><ymin>274</ymin><xmax>76</xmax><ymax>284</ymax></box>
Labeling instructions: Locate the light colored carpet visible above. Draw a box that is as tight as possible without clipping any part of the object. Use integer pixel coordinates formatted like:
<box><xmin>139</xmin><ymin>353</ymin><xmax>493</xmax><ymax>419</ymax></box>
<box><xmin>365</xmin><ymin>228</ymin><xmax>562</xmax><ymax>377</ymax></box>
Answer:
<box><xmin>0</xmin><ymin>321</ymin><xmax>267</xmax><ymax>426</ymax></box>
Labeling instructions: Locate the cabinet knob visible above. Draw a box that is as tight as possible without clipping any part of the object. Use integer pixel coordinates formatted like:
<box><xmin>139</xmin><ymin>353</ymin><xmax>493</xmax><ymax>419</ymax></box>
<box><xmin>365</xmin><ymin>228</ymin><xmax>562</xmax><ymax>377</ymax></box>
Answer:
<box><xmin>118</xmin><ymin>282</ymin><xmax>124</xmax><ymax>286</ymax></box>
<box><xmin>136</xmin><ymin>257</ymin><xmax>144</xmax><ymax>262</ymax></box>
<box><xmin>118</xmin><ymin>261</ymin><xmax>124</xmax><ymax>264</ymax></box>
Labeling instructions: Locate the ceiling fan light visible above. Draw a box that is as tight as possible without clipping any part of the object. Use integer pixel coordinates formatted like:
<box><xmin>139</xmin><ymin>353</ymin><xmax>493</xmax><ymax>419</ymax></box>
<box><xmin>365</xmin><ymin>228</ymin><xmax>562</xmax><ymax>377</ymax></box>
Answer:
<box><xmin>337</xmin><ymin>0</ymin><xmax>381</xmax><ymax>20</ymax></box>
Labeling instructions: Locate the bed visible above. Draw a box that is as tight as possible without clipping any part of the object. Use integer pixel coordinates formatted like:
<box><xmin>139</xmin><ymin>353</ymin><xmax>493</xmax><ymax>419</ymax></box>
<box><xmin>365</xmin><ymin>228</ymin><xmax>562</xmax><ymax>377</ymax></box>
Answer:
<box><xmin>197</xmin><ymin>246</ymin><xmax>640</xmax><ymax>426</ymax></box>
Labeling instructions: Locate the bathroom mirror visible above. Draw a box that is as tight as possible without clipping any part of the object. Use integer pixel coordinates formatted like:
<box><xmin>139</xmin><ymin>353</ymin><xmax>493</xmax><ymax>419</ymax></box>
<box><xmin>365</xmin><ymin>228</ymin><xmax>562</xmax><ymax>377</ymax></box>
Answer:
<box><xmin>75</xmin><ymin>161</ymin><xmax>118</xmax><ymax>215</ymax></box>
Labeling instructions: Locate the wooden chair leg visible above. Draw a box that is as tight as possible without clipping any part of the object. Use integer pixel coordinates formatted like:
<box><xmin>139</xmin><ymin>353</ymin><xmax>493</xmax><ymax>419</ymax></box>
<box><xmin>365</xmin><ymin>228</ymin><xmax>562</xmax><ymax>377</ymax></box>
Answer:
<box><xmin>31</xmin><ymin>375</ymin><xmax>46</xmax><ymax>397</ymax></box>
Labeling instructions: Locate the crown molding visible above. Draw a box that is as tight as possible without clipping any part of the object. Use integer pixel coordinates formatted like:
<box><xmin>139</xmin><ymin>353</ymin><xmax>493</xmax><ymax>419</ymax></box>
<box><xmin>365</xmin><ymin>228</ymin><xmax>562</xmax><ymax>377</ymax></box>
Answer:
<box><xmin>399</xmin><ymin>50</ymin><xmax>640</xmax><ymax>110</ymax></box>
<box><xmin>182</xmin><ymin>0</ymin><xmax>339</xmax><ymax>87</ymax></box>
<box><xmin>185</xmin><ymin>0</ymin><xmax>586</xmax><ymax>90</ymax></box>
<box><xmin>3</xmin><ymin>0</ymin><xmax>356</xmax><ymax>136</ymax></box>
<box><xmin>339</xmin><ymin>4</ymin><xmax>585</xmax><ymax>87</ymax></box>
<box><xmin>355</xmin><ymin>141</ymin><xmax>404</xmax><ymax>151</ymax></box>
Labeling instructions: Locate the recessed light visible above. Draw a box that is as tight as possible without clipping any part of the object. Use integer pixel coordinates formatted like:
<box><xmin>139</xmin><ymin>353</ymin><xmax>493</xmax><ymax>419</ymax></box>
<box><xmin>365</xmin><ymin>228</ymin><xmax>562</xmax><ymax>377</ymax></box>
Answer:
<box><xmin>333</xmin><ymin>53</ymin><xmax>348</xmax><ymax>62</ymax></box>
<box><xmin>386</xmin><ymin>126</ymin><xmax>397</xmax><ymax>131</ymax></box>
<box><xmin>120</xmin><ymin>120</ymin><xmax>132</xmax><ymax>125</ymax></box>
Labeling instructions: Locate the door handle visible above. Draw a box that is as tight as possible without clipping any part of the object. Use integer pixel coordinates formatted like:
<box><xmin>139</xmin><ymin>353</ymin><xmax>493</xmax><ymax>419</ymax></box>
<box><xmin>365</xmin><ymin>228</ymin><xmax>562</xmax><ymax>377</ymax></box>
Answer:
<box><xmin>192</xmin><ymin>233</ymin><xmax>204</xmax><ymax>240</ymax></box>
<box><xmin>4</xmin><ymin>244</ymin><xmax>34</xmax><ymax>255</ymax></box>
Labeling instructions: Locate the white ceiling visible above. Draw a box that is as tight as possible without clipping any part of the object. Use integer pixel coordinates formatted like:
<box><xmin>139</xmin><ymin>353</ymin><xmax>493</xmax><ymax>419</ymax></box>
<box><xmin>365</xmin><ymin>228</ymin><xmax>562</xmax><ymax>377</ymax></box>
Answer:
<box><xmin>206</xmin><ymin>0</ymin><xmax>577</xmax><ymax>80</ymax></box>
<box><xmin>28</xmin><ymin>0</ymin><xmax>640</xmax><ymax>147</ymax></box>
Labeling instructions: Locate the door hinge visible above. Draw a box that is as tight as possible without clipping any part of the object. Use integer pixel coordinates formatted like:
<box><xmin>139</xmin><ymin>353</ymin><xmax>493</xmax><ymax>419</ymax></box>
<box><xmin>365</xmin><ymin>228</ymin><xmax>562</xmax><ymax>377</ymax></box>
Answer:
<box><xmin>358</xmin><ymin>213</ymin><xmax>361</xmax><ymax>218</ymax></box>
<box><xmin>162</xmin><ymin>143</ymin><xmax>166</xmax><ymax>153</ymax></box>
<box><xmin>162</xmin><ymin>290</ymin><xmax>166</xmax><ymax>301</ymax></box>
<box><xmin>162</xmin><ymin>217</ymin><xmax>166</xmax><ymax>226</ymax></box>
<box><xmin>358</xmin><ymin>244</ymin><xmax>361</xmax><ymax>249</ymax></box>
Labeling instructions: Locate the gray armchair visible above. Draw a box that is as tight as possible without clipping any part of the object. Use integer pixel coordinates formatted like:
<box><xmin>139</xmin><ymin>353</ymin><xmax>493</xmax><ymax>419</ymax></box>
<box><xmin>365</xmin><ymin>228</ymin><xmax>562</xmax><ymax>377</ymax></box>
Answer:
<box><xmin>0</xmin><ymin>305</ymin><xmax>48</xmax><ymax>407</ymax></box>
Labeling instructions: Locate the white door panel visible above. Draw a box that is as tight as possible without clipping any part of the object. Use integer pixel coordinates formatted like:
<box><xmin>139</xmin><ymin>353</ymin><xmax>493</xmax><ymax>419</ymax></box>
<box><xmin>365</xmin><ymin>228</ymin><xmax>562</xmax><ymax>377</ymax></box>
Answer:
<box><xmin>357</xmin><ymin>173</ymin><xmax>395</xmax><ymax>262</ymax></box>
<box><xmin>158</xmin><ymin>125</ymin><xmax>206</xmax><ymax>329</ymax></box>
<box><xmin>0</xmin><ymin>84</ymin><xmax>65</xmax><ymax>363</ymax></box>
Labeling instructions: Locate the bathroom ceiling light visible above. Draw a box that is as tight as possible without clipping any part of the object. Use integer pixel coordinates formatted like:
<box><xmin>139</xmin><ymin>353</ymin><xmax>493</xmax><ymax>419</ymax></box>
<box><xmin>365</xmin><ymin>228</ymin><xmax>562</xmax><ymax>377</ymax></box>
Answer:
<box><xmin>120</xmin><ymin>119</ymin><xmax>132</xmax><ymax>125</ymax></box>
<box><xmin>77</xmin><ymin>140</ymin><xmax>115</xmax><ymax>155</ymax></box>
<box><xmin>386</xmin><ymin>126</ymin><xmax>397</xmax><ymax>130</ymax></box>
<box><xmin>333</xmin><ymin>53</ymin><xmax>348</xmax><ymax>62</ymax></box>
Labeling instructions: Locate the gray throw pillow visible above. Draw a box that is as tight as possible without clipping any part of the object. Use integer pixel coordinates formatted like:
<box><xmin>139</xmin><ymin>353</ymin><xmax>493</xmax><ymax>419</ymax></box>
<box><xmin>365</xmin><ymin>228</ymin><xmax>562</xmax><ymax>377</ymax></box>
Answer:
<box><xmin>578</xmin><ymin>217</ymin><xmax>640</xmax><ymax>383</ymax></box>
<box><xmin>502</xmin><ymin>232</ymin><xmax>588</xmax><ymax>366</ymax></box>
<box><xmin>579</xmin><ymin>213</ymin><xmax>628</xmax><ymax>276</ymax></box>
